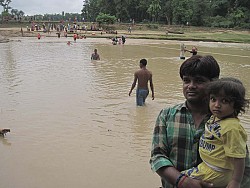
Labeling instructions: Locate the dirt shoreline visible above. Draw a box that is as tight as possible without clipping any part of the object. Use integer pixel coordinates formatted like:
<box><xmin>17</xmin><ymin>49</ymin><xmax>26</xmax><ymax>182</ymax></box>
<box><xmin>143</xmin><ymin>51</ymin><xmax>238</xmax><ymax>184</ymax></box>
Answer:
<box><xmin>0</xmin><ymin>27</ymin><xmax>218</xmax><ymax>42</ymax></box>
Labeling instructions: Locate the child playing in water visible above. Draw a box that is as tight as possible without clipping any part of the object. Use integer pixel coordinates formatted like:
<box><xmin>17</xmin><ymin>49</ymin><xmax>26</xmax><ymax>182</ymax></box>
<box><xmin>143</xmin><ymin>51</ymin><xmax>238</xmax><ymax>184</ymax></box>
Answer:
<box><xmin>180</xmin><ymin>77</ymin><xmax>249</xmax><ymax>188</ymax></box>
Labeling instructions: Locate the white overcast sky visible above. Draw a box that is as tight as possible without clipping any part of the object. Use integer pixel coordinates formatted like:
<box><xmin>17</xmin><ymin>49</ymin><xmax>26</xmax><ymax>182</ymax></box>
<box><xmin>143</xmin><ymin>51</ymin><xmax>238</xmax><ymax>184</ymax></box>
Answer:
<box><xmin>9</xmin><ymin>0</ymin><xmax>83</xmax><ymax>15</ymax></box>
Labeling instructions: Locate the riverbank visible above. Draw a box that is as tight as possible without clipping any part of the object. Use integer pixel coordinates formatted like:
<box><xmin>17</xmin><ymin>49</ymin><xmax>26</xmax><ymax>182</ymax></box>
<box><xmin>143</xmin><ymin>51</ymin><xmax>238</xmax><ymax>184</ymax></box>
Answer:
<box><xmin>0</xmin><ymin>25</ymin><xmax>250</xmax><ymax>44</ymax></box>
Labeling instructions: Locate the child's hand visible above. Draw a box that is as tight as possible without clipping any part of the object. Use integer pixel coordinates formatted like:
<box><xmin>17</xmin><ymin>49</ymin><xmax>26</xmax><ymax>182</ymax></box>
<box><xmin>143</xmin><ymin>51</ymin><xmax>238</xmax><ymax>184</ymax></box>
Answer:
<box><xmin>226</xmin><ymin>180</ymin><xmax>240</xmax><ymax>188</ymax></box>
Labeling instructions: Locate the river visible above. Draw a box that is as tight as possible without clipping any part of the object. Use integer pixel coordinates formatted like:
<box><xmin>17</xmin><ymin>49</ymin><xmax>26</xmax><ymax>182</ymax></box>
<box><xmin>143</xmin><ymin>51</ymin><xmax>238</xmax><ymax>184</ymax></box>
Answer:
<box><xmin>0</xmin><ymin>36</ymin><xmax>250</xmax><ymax>188</ymax></box>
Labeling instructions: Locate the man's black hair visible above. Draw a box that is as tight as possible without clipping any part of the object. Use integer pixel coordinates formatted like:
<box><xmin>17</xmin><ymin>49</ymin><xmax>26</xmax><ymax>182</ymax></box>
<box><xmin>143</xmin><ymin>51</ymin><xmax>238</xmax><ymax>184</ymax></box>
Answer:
<box><xmin>179</xmin><ymin>55</ymin><xmax>220</xmax><ymax>80</ymax></box>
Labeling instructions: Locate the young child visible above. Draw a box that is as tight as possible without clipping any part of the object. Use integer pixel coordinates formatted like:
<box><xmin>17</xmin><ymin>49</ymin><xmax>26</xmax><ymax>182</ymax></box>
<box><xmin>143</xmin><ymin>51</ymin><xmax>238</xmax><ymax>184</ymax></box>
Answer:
<box><xmin>180</xmin><ymin>77</ymin><xmax>249</xmax><ymax>188</ymax></box>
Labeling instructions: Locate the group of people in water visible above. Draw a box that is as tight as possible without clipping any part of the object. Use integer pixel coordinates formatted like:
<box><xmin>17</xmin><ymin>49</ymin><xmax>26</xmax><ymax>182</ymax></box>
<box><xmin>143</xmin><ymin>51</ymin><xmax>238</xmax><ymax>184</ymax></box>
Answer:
<box><xmin>111</xmin><ymin>35</ymin><xmax>126</xmax><ymax>45</ymax></box>
<box><xmin>90</xmin><ymin>35</ymin><xmax>126</xmax><ymax>60</ymax></box>
<box><xmin>2</xmin><ymin>30</ymin><xmax>250</xmax><ymax>188</ymax></box>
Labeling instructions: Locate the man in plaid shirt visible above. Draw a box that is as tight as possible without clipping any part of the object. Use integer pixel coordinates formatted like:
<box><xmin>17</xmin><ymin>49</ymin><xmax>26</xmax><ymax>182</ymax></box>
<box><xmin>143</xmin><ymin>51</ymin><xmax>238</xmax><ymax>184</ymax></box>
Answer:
<box><xmin>150</xmin><ymin>55</ymin><xmax>250</xmax><ymax>188</ymax></box>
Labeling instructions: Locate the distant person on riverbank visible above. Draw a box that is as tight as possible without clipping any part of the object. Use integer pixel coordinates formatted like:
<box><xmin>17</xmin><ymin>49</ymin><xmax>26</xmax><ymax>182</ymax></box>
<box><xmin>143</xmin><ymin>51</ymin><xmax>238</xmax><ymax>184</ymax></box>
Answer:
<box><xmin>37</xmin><ymin>33</ymin><xmax>41</xmax><ymax>39</ymax></box>
<box><xmin>91</xmin><ymin>49</ymin><xmax>100</xmax><ymax>60</ymax></box>
<box><xmin>122</xmin><ymin>35</ymin><xmax>126</xmax><ymax>44</ymax></box>
<box><xmin>64</xmin><ymin>31</ymin><xmax>67</xmax><ymax>38</ymax></box>
<box><xmin>185</xmin><ymin>46</ymin><xmax>198</xmax><ymax>56</ymax></box>
<box><xmin>73</xmin><ymin>33</ymin><xmax>77</xmax><ymax>42</ymax></box>
<box><xmin>21</xmin><ymin>27</ymin><xmax>23</xmax><ymax>37</ymax></box>
<box><xmin>129</xmin><ymin>58</ymin><xmax>154</xmax><ymax>106</ymax></box>
<box><xmin>128</xmin><ymin>26</ymin><xmax>132</xmax><ymax>33</ymax></box>
<box><xmin>182</xmin><ymin>77</ymin><xmax>249</xmax><ymax>188</ymax></box>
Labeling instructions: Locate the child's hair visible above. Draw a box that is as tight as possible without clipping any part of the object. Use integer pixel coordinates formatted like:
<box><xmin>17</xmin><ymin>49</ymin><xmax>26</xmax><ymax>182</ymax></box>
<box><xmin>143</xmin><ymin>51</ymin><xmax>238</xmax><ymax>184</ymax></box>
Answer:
<box><xmin>207</xmin><ymin>77</ymin><xmax>250</xmax><ymax>116</ymax></box>
<box><xmin>179</xmin><ymin>55</ymin><xmax>220</xmax><ymax>81</ymax></box>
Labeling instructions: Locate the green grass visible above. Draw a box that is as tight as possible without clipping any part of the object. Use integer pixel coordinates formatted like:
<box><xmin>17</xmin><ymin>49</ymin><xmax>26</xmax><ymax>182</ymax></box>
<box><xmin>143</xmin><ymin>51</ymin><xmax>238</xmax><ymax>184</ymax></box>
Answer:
<box><xmin>182</xmin><ymin>31</ymin><xmax>250</xmax><ymax>43</ymax></box>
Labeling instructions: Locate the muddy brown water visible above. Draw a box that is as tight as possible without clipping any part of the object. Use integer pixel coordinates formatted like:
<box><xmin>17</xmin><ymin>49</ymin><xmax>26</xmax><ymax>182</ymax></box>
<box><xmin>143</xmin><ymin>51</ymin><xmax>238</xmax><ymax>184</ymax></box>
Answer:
<box><xmin>0</xmin><ymin>37</ymin><xmax>250</xmax><ymax>188</ymax></box>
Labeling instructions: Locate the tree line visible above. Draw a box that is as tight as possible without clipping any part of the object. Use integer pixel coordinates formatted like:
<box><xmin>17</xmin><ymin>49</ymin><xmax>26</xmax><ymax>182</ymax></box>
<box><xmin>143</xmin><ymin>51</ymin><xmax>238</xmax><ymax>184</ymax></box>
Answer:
<box><xmin>1</xmin><ymin>0</ymin><xmax>250</xmax><ymax>29</ymax></box>
<box><xmin>82</xmin><ymin>0</ymin><xmax>250</xmax><ymax>29</ymax></box>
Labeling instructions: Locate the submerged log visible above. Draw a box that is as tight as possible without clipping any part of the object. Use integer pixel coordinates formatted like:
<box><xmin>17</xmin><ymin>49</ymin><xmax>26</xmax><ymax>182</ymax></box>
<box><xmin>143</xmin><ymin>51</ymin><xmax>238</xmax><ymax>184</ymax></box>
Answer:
<box><xmin>166</xmin><ymin>30</ymin><xmax>184</xmax><ymax>34</ymax></box>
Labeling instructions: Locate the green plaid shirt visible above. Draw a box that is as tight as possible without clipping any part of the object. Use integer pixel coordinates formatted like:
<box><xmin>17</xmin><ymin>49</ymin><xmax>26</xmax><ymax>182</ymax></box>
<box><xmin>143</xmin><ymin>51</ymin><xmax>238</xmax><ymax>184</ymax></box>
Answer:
<box><xmin>150</xmin><ymin>102</ymin><xmax>250</xmax><ymax>188</ymax></box>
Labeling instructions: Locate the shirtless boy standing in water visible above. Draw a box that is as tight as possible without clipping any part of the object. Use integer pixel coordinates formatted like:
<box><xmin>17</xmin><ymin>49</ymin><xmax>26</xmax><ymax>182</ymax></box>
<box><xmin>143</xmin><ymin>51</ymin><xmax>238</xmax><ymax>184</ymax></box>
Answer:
<box><xmin>91</xmin><ymin>49</ymin><xmax>100</xmax><ymax>60</ymax></box>
<box><xmin>129</xmin><ymin>59</ymin><xmax>154</xmax><ymax>106</ymax></box>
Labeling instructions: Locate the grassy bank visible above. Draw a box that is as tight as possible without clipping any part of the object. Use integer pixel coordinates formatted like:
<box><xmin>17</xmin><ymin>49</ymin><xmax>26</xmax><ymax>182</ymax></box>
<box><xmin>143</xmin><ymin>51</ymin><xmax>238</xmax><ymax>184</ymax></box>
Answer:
<box><xmin>1</xmin><ymin>21</ymin><xmax>250</xmax><ymax>43</ymax></box>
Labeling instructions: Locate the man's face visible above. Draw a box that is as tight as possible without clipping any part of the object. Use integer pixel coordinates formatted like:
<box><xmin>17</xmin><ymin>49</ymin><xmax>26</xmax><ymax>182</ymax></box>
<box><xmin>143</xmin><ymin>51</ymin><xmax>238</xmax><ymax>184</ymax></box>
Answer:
<box><xmin>182</xmin><ymin>75</ymin><xmax>210</xmax><ymax>103</ymax></box>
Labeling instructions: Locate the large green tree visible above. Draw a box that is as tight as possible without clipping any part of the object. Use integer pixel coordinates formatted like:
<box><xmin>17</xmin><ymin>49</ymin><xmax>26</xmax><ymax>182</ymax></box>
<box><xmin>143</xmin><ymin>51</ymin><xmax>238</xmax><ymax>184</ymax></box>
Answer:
<box><xmin>96</xmin><ymin>12</ymin><xmax>116</xmax><ymax>25</ymax></box>
<box><xmin>80</xmin><ymin>0</ymin><xmax>250</xmax><ymax>28</ymax></box>
<box><xmin>0</xmin><ymin>0</ymin><xmax>11</xmax><ymax>12</ymax></box>
<box><xmin>189</xmin><ymin>0</ymin><xmax>210</xmax><ymax>26</ymax></box>
<box><xmin>114</xmin><ymin>0</ymin><xmax>129</xmax><ymax>21</ymax></box>
<box><xmin>171</xmin><ymin>0</ymin><xmax>192</xmax><ymax>25</ymax></box>
<box><xmin>147</xmin><ymin>0</ymin><xmax>161</xmax><ymax>22</ymax></box>
<box><xmin>82</xmin><ymin>0</ymin><xmax>101</xmax><ymax>22</ymax></box>
<box><xmin>160</xmin><ymin>0</ymin><xmax>173</xmax><ymax>25</ymax></box>
<box><xmin>11</xmin><ymin>9</ymin><xmax>24</xmax><ymax>18</ymax></box>
<box><xmin>1</xmin><ymin>0</ymin><xmax>11</xmax><ymax>21</ymax></box>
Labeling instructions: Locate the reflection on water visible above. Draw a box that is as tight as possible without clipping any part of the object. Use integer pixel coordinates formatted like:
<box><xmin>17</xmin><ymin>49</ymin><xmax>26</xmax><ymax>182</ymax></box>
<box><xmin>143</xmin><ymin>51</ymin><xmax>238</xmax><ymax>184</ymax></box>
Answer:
<box><xmin>0</xmin><ymin>37</ymin><xmax>250</xmax><ymax>188</ymax></box>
